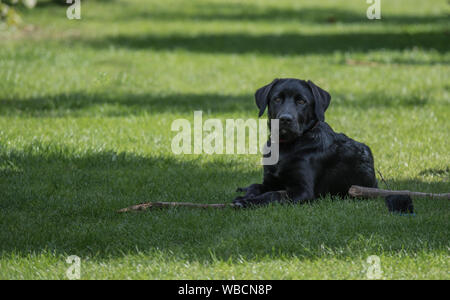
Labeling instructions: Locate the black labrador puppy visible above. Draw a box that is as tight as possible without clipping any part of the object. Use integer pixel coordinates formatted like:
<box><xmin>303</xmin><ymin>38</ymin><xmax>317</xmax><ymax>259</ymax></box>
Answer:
<box><xmin>233</xmin><ymin>78</ymin><xmax>377</xmax><ymax>207</ymax></box>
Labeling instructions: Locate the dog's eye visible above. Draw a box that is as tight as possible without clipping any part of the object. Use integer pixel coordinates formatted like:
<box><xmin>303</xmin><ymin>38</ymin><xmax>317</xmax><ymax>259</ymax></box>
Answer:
<box><xmin>274</xmin><ymin>97</ymin><xmax>282</xmax><ymax>103</ymax></box>
<box><xmin>296</xmin><ymin>99</ymin><xmax>306</xmax><ymax>105</ymax></box>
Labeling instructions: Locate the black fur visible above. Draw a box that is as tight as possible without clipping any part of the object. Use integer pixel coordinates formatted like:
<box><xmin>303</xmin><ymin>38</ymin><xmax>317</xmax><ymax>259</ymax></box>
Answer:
<box><xmin>234</xmin><ymin>78</ymin><xmax>377</xmax><ymax>207</ymax></box>
<box><xmin>385</xmin><ymin>195</ymin><xmax>414</xmax><ymax>214</ymax></box>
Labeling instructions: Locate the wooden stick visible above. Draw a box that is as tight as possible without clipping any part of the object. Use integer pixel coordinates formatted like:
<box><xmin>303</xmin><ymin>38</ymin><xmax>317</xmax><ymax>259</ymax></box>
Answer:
<box><xmin>348</xmin><ymin>185</ymin><xmax>450</xmax><ymax>199</ymax></box>
<box><xmin>118</xmin><ymin>201</ymin><xmax>236</xmax><ymax>213</ymax></box>
<box><xmin>118</xmin><ymin>185</ymin><xmax>449</xmax><ymax>213</ymax></box>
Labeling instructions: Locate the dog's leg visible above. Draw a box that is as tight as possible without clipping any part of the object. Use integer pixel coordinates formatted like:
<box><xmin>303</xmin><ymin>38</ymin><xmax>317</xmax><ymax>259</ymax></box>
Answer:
<box><xmin>234</xmin><ymin>183</ymin><xmax>268</xmax><ymax>206</ymax></box>
<box><xmin>235</xmin><ymin>176</ymin><xmax>315</xmax><ymax>207</ymax></box>
<box><xmin>233</xmin><ymin>191</ymin><xmax>290</xmax><ymax>207</ymax></box>
<box><xmin>234</xmin><ymin>177</ymin><xmax>285</xmax><ymax>205</ymax></box>
<box><xmin>236</xmin><ymin>183</ymin><xmax>267</xmax><ymax>196</ymax></box>
<box><xmin>286</xmin><ymin>181</ymin><xmax>315</xmax><ymax>204</ymax></box>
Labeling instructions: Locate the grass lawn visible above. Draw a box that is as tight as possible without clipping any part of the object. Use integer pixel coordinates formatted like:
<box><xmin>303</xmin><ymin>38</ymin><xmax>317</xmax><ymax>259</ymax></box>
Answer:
<box><xmin>0</xmin><ymin>0</ymin><xmax>449</xmax><ymax>279</ymax></box>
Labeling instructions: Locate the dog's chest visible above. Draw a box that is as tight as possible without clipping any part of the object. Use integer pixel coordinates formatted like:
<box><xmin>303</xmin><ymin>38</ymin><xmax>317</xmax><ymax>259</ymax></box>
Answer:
<box><xmin>266</xmin><ymin>151</ymin><xmax>305</xmax><ymax>178</ymax></box>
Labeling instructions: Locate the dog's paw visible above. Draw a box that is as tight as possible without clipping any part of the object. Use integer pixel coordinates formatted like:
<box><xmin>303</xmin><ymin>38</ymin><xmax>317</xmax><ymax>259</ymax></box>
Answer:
<box><xmin>232</xmin><ymin>196</ymin><xmax>252</xmax><ymax>208</ymax></box>
<box><xmin>232</xmin><ymin>201</ymin><xmax>244</xmax><ymax>208</ymax></box>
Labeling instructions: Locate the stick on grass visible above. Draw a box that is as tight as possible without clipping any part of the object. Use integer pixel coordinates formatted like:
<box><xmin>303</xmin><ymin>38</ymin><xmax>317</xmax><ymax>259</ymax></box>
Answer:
<box><xmin>118</xmin><ymin>185</ymin><xmax>449</xmax><ymax>212</ymax></box>
<box><xmin>348</xmin><ymin>185</ymin><xmax>450</xmax><ymax>199</ymax></box>
<box><xmin>118</xmin><ymin>201</ymin><xmax>236</xmax><ymax>212</ymax></box>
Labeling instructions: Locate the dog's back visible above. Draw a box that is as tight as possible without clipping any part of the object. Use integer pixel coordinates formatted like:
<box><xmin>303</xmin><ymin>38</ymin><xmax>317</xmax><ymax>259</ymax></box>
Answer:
<box><xmin>313</xmin><ymin>126</ymin><xmax>378</xmax><ymax>198</ymax></box>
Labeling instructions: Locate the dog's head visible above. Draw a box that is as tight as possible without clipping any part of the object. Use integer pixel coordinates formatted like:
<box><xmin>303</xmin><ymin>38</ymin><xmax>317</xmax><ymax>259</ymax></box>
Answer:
<box><xmin>255</xmin><ymin>78</ymin><xmax>331</xmax><ymax>141</ymax></box>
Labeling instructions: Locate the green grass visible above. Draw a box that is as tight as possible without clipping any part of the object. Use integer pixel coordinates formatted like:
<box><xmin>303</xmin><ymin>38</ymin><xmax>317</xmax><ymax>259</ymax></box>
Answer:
<box><xmin>0</xmin><ymin>0</ymin><xmax>449</xmax><ymax>279</ymax></box>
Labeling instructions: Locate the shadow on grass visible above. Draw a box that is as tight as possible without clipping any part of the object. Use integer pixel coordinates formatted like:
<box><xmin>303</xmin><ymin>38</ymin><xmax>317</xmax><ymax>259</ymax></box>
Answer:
<box><xmin>0</xmin><ymin>148</ymin><xmax>448</xmax><ymax>261</ymax></box>
<box><xmin>123</xmin><ymin>4</ymin><xmax>449</xmax><ymax>25</ymax></box>
<box><xmin>34</xmin><ymin>0</ymin><xmax>116</xmax><ymax>8</ymax></box>
<box><xmin>83</xmin><ymin>30</ymin><xmax>448</xmax><ymax>55</ymax></box>
<box><xmin>418</xmin><ymin>167</ymin><xmax>449</xmax><ymax>178</ymax></box>
<box><xmin>0</xmin><ymin>93</ymin><xmax>254</xmax><ymax>117</ymax></box>
<box><xmin>30</xmin><ymin>1</ymin><xmax>449</xmax><ymax>25</ymax></box>
<box><xmin>0</xmin><ymin>90</ymin><xmax>430</xmax><ymax>117</ymax></box>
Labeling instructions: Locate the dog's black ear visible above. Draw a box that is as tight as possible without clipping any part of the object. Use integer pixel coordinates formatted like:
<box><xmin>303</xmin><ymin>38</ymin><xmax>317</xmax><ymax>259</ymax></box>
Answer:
<box><xmin>307</xmin><ymin>80</ymin><xmax>331</xmax><ymax>122</ymax></box>
<box><xmin>255</xmin><ymin>79</ymin><xmax>279</xmax><ymax>117</ymax></box>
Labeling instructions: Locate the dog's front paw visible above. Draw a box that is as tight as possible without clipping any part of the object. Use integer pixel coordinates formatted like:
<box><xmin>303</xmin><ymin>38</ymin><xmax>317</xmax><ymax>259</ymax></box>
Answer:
<box><xmin>232</xmin><ymin>196</ymin><xmax>252</xmax><ymax>208</ymax></box>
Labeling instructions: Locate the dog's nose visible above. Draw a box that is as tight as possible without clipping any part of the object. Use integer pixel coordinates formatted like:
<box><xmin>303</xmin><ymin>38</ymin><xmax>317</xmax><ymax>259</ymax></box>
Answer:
<box><xmin>279</xmin><ymin>114</ymin><xmax>294</xmax><ymax>124</ymax></box>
